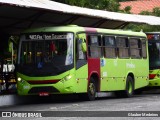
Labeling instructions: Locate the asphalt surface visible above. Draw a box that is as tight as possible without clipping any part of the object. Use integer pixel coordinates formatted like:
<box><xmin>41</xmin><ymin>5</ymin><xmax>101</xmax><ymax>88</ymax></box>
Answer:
<box><xmin>0</xmin><ymin>89</ymin><xmax>160</xmax><ymax>120</ymax></box>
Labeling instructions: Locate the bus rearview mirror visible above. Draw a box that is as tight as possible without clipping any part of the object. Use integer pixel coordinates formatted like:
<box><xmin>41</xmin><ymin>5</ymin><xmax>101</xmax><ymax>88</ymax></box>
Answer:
<box><xmin>81</xmin><ymin>42</ymin><xmax>87</xmax><ymax>52</ymax></box>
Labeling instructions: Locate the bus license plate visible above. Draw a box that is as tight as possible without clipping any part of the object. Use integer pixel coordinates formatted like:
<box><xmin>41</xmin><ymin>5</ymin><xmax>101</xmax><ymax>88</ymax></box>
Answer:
<box><xmin>39</xmin><ymin>92</ymin><xmax>49</xmax><ymax>96</ymax></box>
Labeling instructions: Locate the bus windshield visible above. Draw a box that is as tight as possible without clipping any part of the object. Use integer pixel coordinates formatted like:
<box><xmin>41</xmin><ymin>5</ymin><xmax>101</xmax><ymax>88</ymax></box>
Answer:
<box><xmin>148</xmin><ymin>34</ymin><xmax>160</xmax><ymax>70</ymax></box>
<box><xmin>18</xmin><ymin>32</ymin><xmax>74</xmax><ymax>76</ymax></box>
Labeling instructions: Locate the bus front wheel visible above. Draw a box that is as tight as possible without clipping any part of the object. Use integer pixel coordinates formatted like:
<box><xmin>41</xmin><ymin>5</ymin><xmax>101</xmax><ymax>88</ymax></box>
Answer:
<box><xmin>79</xmin><ymin>77</ymin><xmax>96</xmax><ymax>101</ymax></box>
<box><xmin>87</xmin><ymin>77</ymin><xmax>96</xmax><ymax>101</ymax></box>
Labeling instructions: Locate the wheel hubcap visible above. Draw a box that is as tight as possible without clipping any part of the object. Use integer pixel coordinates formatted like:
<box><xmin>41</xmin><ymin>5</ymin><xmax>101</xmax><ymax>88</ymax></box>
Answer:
<box><xmin>89</xmin><ymin>83</ymin><xmax>95</xmax><ymax>95</ymax></box>
<box><xmin>128</xmin><ymin>81</ymin><xmax>132</xmax><ymax>94</ymax></box>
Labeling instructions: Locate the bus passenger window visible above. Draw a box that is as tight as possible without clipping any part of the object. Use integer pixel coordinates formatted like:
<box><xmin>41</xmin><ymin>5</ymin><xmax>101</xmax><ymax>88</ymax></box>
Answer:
<box><xmin>142</xmin><ymin>39</ymin><xmax>147</xmax><ymax>58</ymax></box>
<box><xmin>88</xmin><ymin>35</ymin><xmax>102</xmax><ymax>58</ymax></box>
<box><xmin>130</xmin><ymin>38</ymin><xmax>142</xmax><ymax>58</ymax></box>
<box><xmin>103</xmin><ymin>36</ymin><xmax>116</xmax><ymax>58</ymax></box>
<box><xmin>116</xmin><ymin>37</ymin><xmax>129</xmax><ymax>58</ymax></box>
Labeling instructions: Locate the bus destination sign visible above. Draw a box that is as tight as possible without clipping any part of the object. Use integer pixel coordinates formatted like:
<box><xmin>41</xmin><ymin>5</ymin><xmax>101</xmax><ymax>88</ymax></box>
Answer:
<box><xmin>26</xmin><ymin>33</ymin><xmax>67</xmax><ymax>40</ymax></box>
<box><xmin>147</xmin><ymin>34</ymin><xmax>160</xmax><ymax>40</ymax></box>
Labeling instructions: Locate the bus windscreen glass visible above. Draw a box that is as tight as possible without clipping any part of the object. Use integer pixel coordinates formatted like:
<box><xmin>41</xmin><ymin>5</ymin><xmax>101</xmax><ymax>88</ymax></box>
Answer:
<box><xmin>148</xmin><ymin>34</ymin><xmax>160</xmax><ymax>70</ymax></box>
<box><xmin>18</xmin><ymin>32</ymin><xmax>74</xmax><ymax>76</ymax></box>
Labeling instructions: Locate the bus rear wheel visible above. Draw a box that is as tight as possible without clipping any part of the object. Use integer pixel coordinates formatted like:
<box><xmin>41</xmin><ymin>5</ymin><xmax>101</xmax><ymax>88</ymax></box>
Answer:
<box><xmin>115</xmin><ymin>76</ymin><xmax>134</xmax><ymax>98</ymax></box>
<box><xmin>124</xmin><ymin>76</ymin><xmax>134</xmax><ymax>97</ymax></box>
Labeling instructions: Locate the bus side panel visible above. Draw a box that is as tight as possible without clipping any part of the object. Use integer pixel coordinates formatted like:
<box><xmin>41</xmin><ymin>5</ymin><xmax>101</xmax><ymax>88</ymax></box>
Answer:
<box><xmin>75</xmin><ymin>65</ymin><xmax>88</xmax><ymax>93</ymax></box>
<box><xmin>100</xmin><ymin>59</ymin><xmax>126</xmax><ymax>91</ymax></box>
<box><xmin>133</xmin><ymin>59</ymin><xmax>149</xmax><ymax>89</ymax></box>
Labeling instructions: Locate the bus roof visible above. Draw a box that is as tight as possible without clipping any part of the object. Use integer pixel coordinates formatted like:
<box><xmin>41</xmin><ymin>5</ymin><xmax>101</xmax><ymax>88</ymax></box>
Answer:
<box><xmin>22</xmin><ymin>25</ymin><xmax>146</xmax><ymax>38</ymax></box>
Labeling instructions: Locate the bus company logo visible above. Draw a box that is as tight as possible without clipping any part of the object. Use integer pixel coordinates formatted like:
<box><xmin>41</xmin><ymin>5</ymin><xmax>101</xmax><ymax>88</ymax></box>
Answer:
<box><xmin>2</xmin><ymin>112</ymin><xmax>11</xmax><ymax>117</ymax></box>
<box><xmin>126</xmin><ymin>63</ymin><xmax>135</xmax><ymax>68</ymax></box>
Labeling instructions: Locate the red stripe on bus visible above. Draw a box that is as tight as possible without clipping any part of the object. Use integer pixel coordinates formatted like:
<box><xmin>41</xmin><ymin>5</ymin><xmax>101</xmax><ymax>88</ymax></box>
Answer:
<box><xmin>88</xmin><ymin>58</ymin><xmax>100</xmax><ymax>90</ymax></box>
<box><xmin>84</xmin><ymin>27</ymin><xmax>97</xmax><ymax>33</ymax></box>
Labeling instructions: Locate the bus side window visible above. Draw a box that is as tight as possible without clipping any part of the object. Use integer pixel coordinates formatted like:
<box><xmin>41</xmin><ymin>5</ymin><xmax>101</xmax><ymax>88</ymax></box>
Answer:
<box><xmin>142</xmin><ymin>39</ymin><xmax>147</xmax><ymax>58</ymax></box>
<box><xmin>130</xmin><ymin>38</ymin><xmax>142</xmax><ymax>58</ymax></box>
<box><xmin>76</xmin><ymin>36</ymin><xmax>87</xmax><ymax>69</ymax></box>
<box><xmin>88</xmin><ymin>35</ymin><xmax>102</xmax><ymax>58</ymax></box>
<box><xmin>77</xmin><ymin>38</ymin><xmax>86</xmax><ymax>60</ymax></box>
<box><xmin>116</xmin><ymin>37</ymin><xmax>129</xmax><ymax>58</ymax></box>
<box><xmin>103</xmin><ymin>36</ymin><xmax>116</xmax><ymax>58</ymax></box>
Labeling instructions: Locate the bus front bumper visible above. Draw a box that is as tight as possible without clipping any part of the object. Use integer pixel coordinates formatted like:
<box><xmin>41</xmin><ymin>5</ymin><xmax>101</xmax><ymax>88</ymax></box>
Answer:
<box><xmin>17</xmin><ymin>79</ymin><xmax>75</xmax><ymax>96</ymax></box>
<box><xmin>148</xmin><ymin>78</ymin><xmax>160</xmax><ymax>87</ymax></box>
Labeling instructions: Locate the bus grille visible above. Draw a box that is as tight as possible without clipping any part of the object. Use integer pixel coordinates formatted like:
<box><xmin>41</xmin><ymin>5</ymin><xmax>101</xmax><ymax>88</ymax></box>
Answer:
<box><xmin>28</xmin><ymin>86</ymin><xmax>59</xmax><ymax>94</ymax></box>
<box><xmin>27</xmin><ymin>80</ymin><xmax>60</xmax><ymax>84</ymax></box>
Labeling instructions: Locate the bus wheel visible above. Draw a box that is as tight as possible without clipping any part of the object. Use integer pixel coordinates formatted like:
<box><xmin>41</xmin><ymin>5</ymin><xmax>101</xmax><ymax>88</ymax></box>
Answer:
<box><xmin>124</xmin><ymin>76</ymin><xmax>134</xmax><ymax>97</ymax></box>
<box><xmin>87</xmin><ymin>77</ymin><xmax>96</xmax><ymax>101</ymax></box>
<box><xmin>79</xmin><ymin>77</ymin><xmax>96</xmax><ymax>101</ymax></box>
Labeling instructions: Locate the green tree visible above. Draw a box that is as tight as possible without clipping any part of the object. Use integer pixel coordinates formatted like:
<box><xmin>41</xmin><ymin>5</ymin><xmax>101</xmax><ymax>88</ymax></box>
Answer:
<box><xmin>118</xmin><ymin>0</ymin><xmax>133</xmax><ymax>1</ymax></box>
<box><xmin>119</xmin><ymin>6</ymin><xmax>131</xmax><ymax>13</ymax></box>
<box><xmin>52</xmin><ymin>0</ymin><xmax>120</xmax><ymax>12</ymax></box>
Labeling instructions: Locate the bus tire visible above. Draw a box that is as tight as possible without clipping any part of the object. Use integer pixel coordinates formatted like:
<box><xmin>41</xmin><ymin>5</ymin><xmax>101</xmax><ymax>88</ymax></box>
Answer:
<box><xmin>79</xmin><ymin>77</ymin><xmax>96</xmax><ymax>101</ymax></box>
<box><xmin>87</xmin><ymin>77</ymin><xmax>96</xmax><ymax>100</ymax></box>
<box><xmin>124</xmin><ymin>76</ymin><xmax>134</xmax><ymax>98</ymax></box>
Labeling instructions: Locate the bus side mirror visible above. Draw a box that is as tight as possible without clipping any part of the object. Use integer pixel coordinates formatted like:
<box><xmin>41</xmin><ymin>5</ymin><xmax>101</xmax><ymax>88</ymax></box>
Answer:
<box><xmin>81</xmin><ymin>41</ymin><xmax>87</xmax><ymax>52</ymax></box>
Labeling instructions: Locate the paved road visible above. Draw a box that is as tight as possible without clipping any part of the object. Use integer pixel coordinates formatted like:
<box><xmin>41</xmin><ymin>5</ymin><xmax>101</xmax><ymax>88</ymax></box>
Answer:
<box><xmin>0</xmin><ymin>89</ymin><xmax>160</xmax><ymax>120</ymax></box>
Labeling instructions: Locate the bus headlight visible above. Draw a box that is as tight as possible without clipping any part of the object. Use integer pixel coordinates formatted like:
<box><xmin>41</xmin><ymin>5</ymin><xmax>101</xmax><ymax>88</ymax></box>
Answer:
<box><xmin>64</xmin><ymin>75</ymin><xmax>72</xmax><ymax>81</ymax></box>
<box><xmin>17</xmin><ymin>77</ymin><xmax>22</xmax><ymax>82</ymax></box>
<box><xmin>17</xmin><ymin>77</ymin><xmax>25</xmax><ymax>83</ymax></box>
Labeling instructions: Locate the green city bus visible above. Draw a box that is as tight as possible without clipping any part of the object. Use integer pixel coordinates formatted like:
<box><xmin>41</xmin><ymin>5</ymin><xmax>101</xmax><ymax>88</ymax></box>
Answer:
<box><xmin>146</xmin><ymin>32</ymin><xmax>160</xmax><ymax>87</ymax></box>
<box><xmin>17</xmin><ymin>25</ymin><xmax>149</xmax><ymax>100</ymax></box>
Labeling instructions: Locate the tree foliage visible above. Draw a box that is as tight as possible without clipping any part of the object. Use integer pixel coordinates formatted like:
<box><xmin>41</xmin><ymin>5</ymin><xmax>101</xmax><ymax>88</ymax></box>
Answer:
<box><xmin>118</xmin><ymin>0</ymin><xmax>132</xmax><ymax>1</ymax></box>
<box><xmin>140</xmin><ymin>7</ymin><xmax>160</xmax><ymax>17</ymax></box>
<box><xmin>52</xmin><ymin>0</ymin><xmax>120</xmax><ymax>12</ymax></box>
<box><xmin>119</xmin><ymin>6</ymin><xmax>131</xmax><ymax>14</ymax></box>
